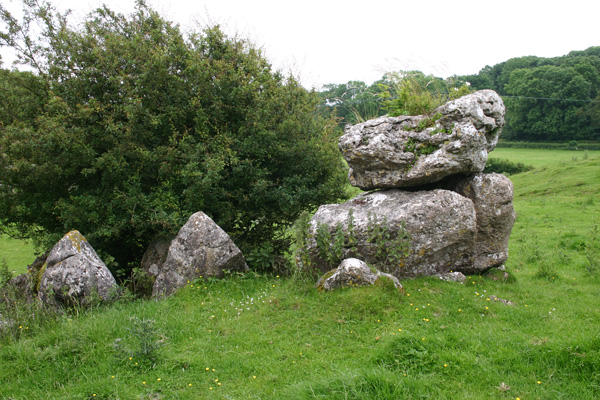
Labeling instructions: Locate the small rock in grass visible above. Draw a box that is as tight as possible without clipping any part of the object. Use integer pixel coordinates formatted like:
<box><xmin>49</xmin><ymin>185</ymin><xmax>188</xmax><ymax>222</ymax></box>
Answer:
<box><xmin>316</xmin><ymin>258</ymin><xmax>402</xmax><ymax>291</ymax></box>
<box><xmin>436</xmin><ymin>271</ymin><xmax>467</xmax><ymax>283</ymax></box>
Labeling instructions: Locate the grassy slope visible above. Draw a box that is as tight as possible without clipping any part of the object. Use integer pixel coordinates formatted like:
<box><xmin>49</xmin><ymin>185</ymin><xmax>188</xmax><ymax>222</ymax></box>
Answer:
<box><xmin>1</xmin><ymin>149</ymin><xmax>599</xmax><ymax>399</ymax></box>
<box><xmin>0</xmin><ymin>235</ymin><xmax>37</xmax><ymax>275</ymax></box>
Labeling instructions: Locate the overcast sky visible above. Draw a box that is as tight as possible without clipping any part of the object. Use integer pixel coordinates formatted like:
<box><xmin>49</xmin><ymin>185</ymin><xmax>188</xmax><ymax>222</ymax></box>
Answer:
<box><xmin>2</xmin><ymin>0</ymin><xmax>599</xmax><ymax>88</ymax></box>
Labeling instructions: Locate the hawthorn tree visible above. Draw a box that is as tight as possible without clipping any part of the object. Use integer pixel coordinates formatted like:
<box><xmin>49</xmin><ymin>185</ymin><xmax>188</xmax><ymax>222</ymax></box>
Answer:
<box><xmin>0</xmin><ymin>0</ymin><xmax>348</xmax><ymax>274</ymax></box>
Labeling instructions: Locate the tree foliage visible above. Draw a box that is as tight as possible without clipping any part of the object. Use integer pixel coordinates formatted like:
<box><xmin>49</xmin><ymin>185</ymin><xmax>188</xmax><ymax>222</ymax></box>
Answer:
<box><xmin>317</xmin><ymin>71</ymin><xmax>471</xmax><ymax>128</ymax></box>
<box><xmin>461</xmin><ymin>47</ymin><xmax>600</xmax><ymax>141</ymax></box>
<box><xmin>0</xmin><ymin>0</ymin><xmax>348</xmax><ymax>273</ymax></box>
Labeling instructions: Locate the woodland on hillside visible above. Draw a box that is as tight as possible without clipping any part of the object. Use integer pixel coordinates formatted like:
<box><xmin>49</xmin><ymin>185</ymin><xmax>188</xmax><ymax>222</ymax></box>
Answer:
<box><xmin>318</xmin><ymin>47</ymin><xmax>600</xmax><ymax>142</ymax></box>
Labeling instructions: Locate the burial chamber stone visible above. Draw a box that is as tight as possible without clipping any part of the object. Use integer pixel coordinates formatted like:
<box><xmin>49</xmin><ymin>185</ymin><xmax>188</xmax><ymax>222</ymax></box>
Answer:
<box><xmin>305</xmin><ymin>189</ymin><xmax>478</xmax><ymax>278</ymax></box>
<box><xmin>451</xmin><ymin>173</ymin><xmax>516</xmax><ymax>271</ymax></box>
<box><xmin>339</xmin><ymin>90</ymin><xmax>505</xmax><ymax>190</ymax></box>
<box><xmin>152</xmin><ymin>211</ymin><xmax>249</xmax><ymax>297</ymax></box>
<box><xmin>38</xmin><ymin>230</ymin><xmax>118</xmax><ymax>307</ymax></box>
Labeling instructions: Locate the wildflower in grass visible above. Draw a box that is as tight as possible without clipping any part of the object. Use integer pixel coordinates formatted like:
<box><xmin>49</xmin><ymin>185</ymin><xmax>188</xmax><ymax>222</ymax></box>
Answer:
<box><xmin>157</xmin><ymin>378</ymin><xmax>161</xmax><ymax>381</ymax></box>
<box><xmin>422</xmin><ymin>337</ymin><xmax>426</xmax><ymax>341</ymax></box>
<box><xmin>537</xmin><ymin>381</ymin><xmax>541</xmax><ymax>384</ymax></box>
<box><xmin>253</xmin><ymin>376</ymin><xmax>256</xmax><ymax>379</ymax></box>
<box><xmin>111</xmin><ymin>376</ymin><xmax>115</xmax><ymax>379</ymax></box>
<box><xmin>188</xmin><ymin>383</ymin><xmax>192</xmax><ymax>387</ymax></box>
<box><xmin>142</xmin><ymin>381</ymin><xmax>146</xmax><ymax>385</ymax></box>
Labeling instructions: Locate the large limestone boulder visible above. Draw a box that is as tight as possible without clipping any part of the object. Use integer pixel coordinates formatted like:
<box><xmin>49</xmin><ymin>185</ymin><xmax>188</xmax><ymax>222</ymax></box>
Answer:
<box><xmin>306</xmin><ymin>189</ymin><xmax>477</xmax><ymax>278</ymax></box>
<box><xmin>38</xmin><ymin>231</ymin><xmax>118</xmax><ymax>307</ymax></box>
<box><xmin>315</xmin><ymin>258</ymin><xmax>402</xmax><ymax>291</ymax></box>
<box><xmin>153</xmin><ymin>212</ymin><xmax>249</xmax><ymax>297</ymax></box>
<box><xmin>451</xmin><ymin>173</ymin><xmax>515</xmax><ymax>271</ymax></box>
<box><xmin>339</xmin><ymin>90</ymin><xmax>505</xmax><ymax>190</ymax></box>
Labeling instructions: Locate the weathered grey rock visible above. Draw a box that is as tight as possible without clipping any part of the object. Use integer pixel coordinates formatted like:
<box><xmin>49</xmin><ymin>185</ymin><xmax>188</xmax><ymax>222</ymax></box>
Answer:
<box><xmin>6</xmin><ymin>273</ymin><xmax>35</xmax><ymax>303</ymax></box>
<box><xmin>38</xmin><ymin>231</ymin><xmax>118</xmax><ymax>307</ymax></box>
<box><xmin>140</xmin><ymin>238</ymin><xmax>171</xmax><ymax>279</ymax></box>
<box><xmin>306</xmin><ymin>189</ymin><xmax>477</xmax><ymax>278</ymax></box>
<box><xmin>315</xmin><ymin>258</ymin><xmax>402</xmax><ymax>291</ymax></box>
<box><xmin>153</xmin><ymin>212</ymin><xmax>249</xmax><ymax>297</ymax></box>
<box><xmin>339</xmin><ymin>90</ymin><xmax>505</xmax><ymax>190</ymax></box>
<box><xmin>436</xmin><ymin>271</ymin><xmax>467</xmax><ymax>283</ymax></box>
<box><xmin>451</xmin><ymin>173</ymin><xmax>515</xmax><ymax>270</ymax></box>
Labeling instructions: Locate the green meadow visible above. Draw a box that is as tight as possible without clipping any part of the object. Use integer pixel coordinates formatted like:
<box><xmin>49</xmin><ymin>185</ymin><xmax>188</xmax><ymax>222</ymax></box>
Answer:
<box><xmin>1</xmin><ymin>148</ymin><xmax>599</xmax><ymax>399</ymax></box>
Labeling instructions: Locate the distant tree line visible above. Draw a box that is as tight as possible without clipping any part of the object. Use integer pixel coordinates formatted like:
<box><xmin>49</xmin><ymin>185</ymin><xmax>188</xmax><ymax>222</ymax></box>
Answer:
<box><xmin>319</xmin><ymin>47</ymin><xmax>600</xmax><ymax>142</ymax></box>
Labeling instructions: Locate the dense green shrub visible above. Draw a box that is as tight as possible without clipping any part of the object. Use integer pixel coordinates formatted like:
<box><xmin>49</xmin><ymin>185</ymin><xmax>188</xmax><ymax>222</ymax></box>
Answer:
<box><xmin>484</xmin><ymin>157</ymin><xmax>533</xmax><ymax>175</ymax></box>
<box><xmin>0</xmin><ymin>1</ymin><xmax>348</xmax><ymax>274</ymax></box>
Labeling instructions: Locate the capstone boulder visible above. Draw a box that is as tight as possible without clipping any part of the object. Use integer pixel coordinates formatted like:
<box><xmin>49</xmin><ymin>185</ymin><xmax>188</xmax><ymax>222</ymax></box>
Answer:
<box><xmin>153</xmin><ymin>212</ymin><xmax>249</xmax><ymax>297</ymax></box>
<box><xmin>339</xmin><ymin>90</ymin><xmax>505</xmax><ymax>190</ymax></box>
<box><xmin>38</xmin><ymin>231</ymin><xmax>118</xmax><ymax>307</ymax></box>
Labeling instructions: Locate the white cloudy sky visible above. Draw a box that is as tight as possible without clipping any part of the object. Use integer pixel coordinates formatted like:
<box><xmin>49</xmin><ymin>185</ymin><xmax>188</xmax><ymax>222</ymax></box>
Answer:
<box><xmin>1</xmin><ymin>0</ymin><xmax>599</xmax><ymax>88</ymax></box>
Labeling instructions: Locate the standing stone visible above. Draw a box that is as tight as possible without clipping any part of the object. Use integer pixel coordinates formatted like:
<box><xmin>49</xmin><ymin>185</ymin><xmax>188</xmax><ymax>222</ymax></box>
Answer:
<box><xmin>38</xmin><ymin>231</ymin><xmax>118</xmax><ymax>307</ymax></box>
<box><xmin>451</xmin><ymin>173</ymin><xmax>516</xmax><ymax>271</ymax></box>
<box><xmin>153</xmin><ymin>212</ymin><xmax>249</xmax><ymax>297</ymax></box>
<box><xmin>339</xmin><ymin>90</ymin><xmax>505</xmax><ymax>190</ymax></box>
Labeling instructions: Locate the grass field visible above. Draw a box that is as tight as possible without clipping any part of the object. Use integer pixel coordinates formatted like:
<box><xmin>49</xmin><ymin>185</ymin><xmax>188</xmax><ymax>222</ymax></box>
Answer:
<box><xmin>0</xmin><ymin>235</ymin><xmax>37</xmax><ymax>276</ymax></box>
<box><xmin>1</xmin><ymin>148</ymin><xmax>599</xmax><ymax>399</ymax></box>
